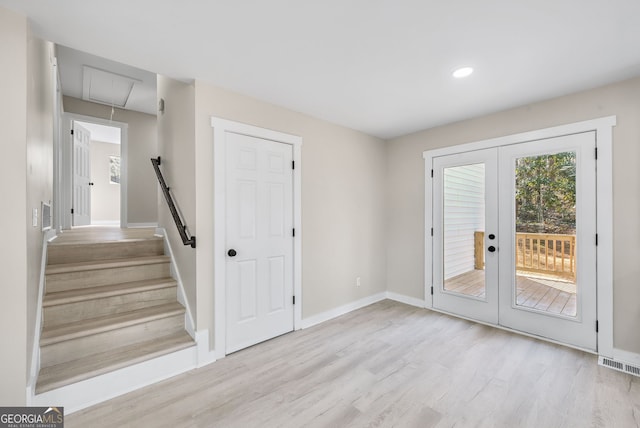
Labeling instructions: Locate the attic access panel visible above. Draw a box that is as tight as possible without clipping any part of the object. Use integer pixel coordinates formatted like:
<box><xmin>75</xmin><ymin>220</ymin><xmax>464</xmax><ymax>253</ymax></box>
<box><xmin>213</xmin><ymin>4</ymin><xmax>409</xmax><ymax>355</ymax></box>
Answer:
<box><xmin>82</xmin><ymin>65</ymin><xmax>141</xmax><ymax>108</ymax></box>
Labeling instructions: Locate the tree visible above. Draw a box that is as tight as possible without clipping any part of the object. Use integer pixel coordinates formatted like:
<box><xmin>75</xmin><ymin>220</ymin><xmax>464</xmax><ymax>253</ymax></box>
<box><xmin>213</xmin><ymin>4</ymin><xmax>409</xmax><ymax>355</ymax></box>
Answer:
<box><xmin>515</xmin><ymin>152</ymin><xmax>576</xmax><ymax>234</ymax></box>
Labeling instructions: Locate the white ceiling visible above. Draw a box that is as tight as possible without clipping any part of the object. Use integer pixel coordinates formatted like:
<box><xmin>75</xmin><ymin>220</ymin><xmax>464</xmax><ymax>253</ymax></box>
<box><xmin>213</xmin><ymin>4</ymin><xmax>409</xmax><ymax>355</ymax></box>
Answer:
<box><xmin>3</xmin><ymin>0</ymin><xmax>640</xmax><ymax>139</ymax></box>
<box><xmin>57</xmin><ymin>46</ymin><xmax>157</xmax><ymax>116</ymax></box>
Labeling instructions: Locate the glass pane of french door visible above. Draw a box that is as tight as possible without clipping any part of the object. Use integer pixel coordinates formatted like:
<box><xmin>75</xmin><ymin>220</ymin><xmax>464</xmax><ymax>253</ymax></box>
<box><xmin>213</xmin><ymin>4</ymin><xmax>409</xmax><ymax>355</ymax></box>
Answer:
<box><xmin>514</xmin><ymin>152</ymin><xmax>577</xmax><ymax>317</ymax></box>
<box><xmin>443</xmin><ymin>163</ymin><xmax>486</xmax><ymax>298</ymax></box>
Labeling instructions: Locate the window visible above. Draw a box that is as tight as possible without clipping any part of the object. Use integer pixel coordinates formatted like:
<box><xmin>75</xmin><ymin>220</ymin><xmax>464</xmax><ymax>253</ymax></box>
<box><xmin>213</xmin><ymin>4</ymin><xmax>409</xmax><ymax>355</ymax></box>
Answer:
<box><xmin>109</xmin><ymin>156</ymin><xmax>121</xmax><ymax>184</ymax></box>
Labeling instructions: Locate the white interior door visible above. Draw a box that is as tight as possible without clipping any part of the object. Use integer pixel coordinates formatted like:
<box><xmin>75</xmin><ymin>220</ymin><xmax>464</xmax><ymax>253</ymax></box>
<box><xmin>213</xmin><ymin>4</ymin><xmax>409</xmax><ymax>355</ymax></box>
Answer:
<box><xmin>433</xmin><ymin>149</ymin><xmax>499</xmax><ymax>324</ymax></box>
<box><xmin>72</xmin><ymin>123</ymin><xmax>91</xmax><ymax>226</ymax></box>
<box><xmin>431</xmin><ymin>132</ymin><xmax>598</xmax><ymax>350</ymax></box>
<box><xmin>225</xmin><ymin>132</ymin><xmax>294</xmax><ymax>354</ymax></box>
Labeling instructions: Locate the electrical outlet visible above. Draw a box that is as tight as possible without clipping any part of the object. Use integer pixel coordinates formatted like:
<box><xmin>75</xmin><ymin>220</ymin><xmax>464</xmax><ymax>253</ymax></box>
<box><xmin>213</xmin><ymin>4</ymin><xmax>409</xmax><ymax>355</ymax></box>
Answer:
<box><xmin>356</xmin><ymin>276</ymin><xmax>361</xmax><ymax>287</ymax></box>
<box><xmin>32</xmin><ymin>208</ymin><xmax>38</xmax><ymax>227</ymax></box>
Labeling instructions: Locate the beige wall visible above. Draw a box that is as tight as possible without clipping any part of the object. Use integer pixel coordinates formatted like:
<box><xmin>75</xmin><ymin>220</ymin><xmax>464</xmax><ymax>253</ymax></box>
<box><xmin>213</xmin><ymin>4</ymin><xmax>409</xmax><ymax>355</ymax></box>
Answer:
<box><xmin>386</xmin><ymin>76</ymin><xmax>640</xmax><ymax>355</ymax></box>
<box><xmin>0</xmin><ymin>6</ymin><xmax>28</xmax><ymax>405</ymax></box>
<box><xmin>157</xmin><ymin>76</ymin><xmax>197</xmax><ymax>319</ymax></box>
<box><xmin>63</xmin><ymin>96</ymin><xmax>158</xmax><ymax>225</ymax></box>
<box><xmin>26</xmin><ymin>30</ymin><xmax>55</xmax><ymax>393</ymax></box>
<box><xmin>194</xmin><ymin>81</ymin><xmax>387</xmax><ymax>348</ymax></box>
<box><xmin>90</xmin><ymin>140</ymin><xmax>121</xmax><ymax>223</ymax></box>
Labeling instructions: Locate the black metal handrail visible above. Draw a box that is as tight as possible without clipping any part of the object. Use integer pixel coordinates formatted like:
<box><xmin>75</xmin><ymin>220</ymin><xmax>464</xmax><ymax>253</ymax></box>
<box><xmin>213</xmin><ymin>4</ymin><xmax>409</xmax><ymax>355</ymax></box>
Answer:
<box><xmin>151</xmin><ymin>157</ymin><xmax>196</xmax><ymax>248</ymax></box>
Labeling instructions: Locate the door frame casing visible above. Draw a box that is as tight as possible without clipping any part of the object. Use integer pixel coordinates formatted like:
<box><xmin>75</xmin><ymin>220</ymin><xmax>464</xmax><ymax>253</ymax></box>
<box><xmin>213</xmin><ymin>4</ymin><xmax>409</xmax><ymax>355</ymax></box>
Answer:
<box><xmin>60</xmin><ymin>112</ymin><xmax>128</xmax><ymax>229</ymax></box>
<box><xmin>212</xmin><ymin>117</ymin><xmax>302</xmax><ymax>359</ymax></box>
<box><xmin>423</xmin><ymin>116</ymin><xmax>615</xmax><ymax>355</ymax></box>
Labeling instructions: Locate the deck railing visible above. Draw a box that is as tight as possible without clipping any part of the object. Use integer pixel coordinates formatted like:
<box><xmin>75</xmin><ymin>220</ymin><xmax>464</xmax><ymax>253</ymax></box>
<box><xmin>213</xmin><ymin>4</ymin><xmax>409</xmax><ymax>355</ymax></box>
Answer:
<box><xmin>474</xmin><ymin>231</ymin><xmax>576</xmax><ymax>280</ymax></box>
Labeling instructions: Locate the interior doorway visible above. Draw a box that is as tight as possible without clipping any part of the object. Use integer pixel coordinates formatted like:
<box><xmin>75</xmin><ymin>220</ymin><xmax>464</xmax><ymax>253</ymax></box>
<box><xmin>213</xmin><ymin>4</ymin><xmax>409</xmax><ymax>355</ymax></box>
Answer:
<box><xmin>72</xmin><ymin>120</ymin><xmax>122</xmax><ymax>226</ymax></box>
<box><xmin>61</xmin><ymin>113</ymin><xmax>128</xmax><ymax>229</ymax></box>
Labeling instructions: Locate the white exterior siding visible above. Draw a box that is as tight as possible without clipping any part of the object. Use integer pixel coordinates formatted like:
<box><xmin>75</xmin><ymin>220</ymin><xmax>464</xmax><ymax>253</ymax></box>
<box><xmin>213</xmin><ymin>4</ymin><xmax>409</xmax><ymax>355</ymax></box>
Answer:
<box><xmin>443</xmin><ymin>164</ymin><xmax>485</xmax><ymax>279</ymax></box>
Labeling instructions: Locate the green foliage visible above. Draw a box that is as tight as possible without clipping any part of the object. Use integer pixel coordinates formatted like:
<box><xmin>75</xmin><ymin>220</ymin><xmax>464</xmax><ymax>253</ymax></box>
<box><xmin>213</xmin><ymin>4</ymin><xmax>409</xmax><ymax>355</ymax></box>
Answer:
<box><xmin>515</xmin><ymin>152</ymin><xmax>576</xmax><ymax>234</ymax></box>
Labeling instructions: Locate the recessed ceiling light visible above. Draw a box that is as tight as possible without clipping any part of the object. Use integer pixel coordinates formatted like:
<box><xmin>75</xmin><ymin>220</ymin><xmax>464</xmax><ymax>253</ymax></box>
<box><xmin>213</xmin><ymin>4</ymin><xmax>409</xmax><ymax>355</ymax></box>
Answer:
<box><xmin>452</xmin><ymin>67</ymin><xmax>474</xmax><ymax>79</ymax></box>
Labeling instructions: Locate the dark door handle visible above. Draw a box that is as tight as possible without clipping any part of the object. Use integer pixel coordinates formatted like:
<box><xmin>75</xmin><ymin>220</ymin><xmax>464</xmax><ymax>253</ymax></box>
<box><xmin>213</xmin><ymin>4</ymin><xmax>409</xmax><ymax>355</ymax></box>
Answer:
<box><xmin>488</xmin><ymin>246</ymin><xmax>496</xmax><ymax>253</ymax></box>
<box><xmin>89</xmin><ymin>182</ymin><xmax>94</xmax><ymax>186</ymax></box>
<box><xmin>488</xmin><ymin>234</ymin><xmax>495</xmax><ymax>240</ymax></box>
<box><xmin>227</xmin><ymin>249</ymin><xmax>237</xmax><ymax>257</ymax></box>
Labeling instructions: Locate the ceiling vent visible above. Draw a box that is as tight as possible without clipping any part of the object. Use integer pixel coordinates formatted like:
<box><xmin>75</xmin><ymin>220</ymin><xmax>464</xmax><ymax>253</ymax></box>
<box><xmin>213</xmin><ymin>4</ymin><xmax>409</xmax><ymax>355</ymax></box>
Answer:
<box><xmin>82</xmin><ymin>65</ymin><xmax>141</xmax><ymax>109</ymax></box>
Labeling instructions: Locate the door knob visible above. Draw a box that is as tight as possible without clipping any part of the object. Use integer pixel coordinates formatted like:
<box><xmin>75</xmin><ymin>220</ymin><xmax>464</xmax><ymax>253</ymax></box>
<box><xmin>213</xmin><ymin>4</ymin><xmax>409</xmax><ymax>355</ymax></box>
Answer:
<box><xmin>89</xmin><ymin>182</ymin><xmax>94</xmax><ymax>186</ymax></box>
<box><xmin>227</xmin><ymin>249</ymin><xmax>237</xmax><ymax>257</ymax></box>
<box><xmin>488</xmin><ymin>234</ymin><xmax>495</xmax><ymax>240</ymax></box>
<box><xmin>488</xmin><ymin>246</ymin><xmax>496</xmax><ymax>253</ymax></box>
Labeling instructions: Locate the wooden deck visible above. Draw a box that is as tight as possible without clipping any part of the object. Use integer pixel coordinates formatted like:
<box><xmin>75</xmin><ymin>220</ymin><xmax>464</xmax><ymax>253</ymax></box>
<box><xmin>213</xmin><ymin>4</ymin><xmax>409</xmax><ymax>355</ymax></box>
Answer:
<box><xmin>445</xmin><ymin>269</ymin><xmax>577</xmax><ymax>317</ymax></box>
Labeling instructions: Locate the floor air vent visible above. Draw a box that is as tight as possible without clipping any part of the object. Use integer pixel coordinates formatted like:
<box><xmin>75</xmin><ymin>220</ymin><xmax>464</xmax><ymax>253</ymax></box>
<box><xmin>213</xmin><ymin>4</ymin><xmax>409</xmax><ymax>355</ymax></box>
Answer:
<box><xmin>599</xmin><ymin>356</ymin><xmax>640</xmax><ymax>377</ymax></box>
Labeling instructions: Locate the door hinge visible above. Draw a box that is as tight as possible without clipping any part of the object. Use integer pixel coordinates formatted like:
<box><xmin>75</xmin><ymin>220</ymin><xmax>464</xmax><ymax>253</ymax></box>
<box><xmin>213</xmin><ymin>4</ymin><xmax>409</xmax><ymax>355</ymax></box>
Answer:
<box><xmin>292</xmin><ymin>295</ymin><xmax>296</xmax><ymax>305</ymax></box>
<box><xmin>71</xmin><ymin>208</ymin><xmax>74</xmax><ymax>214</ymax></box>
<box><xmin>70</xmin><ymin>129</ymin><xmax>74</xmax><ymax>135</ymax></box>
<box><xmin>292</xmin><ymin>228</ymin><xmax>295</xmax><ymax>237</ymax></box>
<box><xmin>595</xmin><ymin>147</ymin><xmax>598</xmax><ymax>159</ymax></box>
<box><xmin>430</xmin><ymin>286</ymin><xmax>434</xmax><ymax>295</ymax></box>
<box><xmin>431</xmin><ymin>227</ymin><xmax>434</xmax><ymax>236</ymax></box>
<box><xmin>431</xmin><ymin>169</ymin><xmax>434</xmax><ymax>178</ymax></box>
<box><xmin>595</xmin><ymin>234</ymin><xmax>598</xmax><ymax>246</ymax></box>
<box><xmin>596</xmin><ymin>320</ymin><xmax>599</xmax><ymax>332</ymax></box>
<box><xmin>292</xmin><ymin>160</ymin><xmax>295</xmax><ymax>170</ymax></box>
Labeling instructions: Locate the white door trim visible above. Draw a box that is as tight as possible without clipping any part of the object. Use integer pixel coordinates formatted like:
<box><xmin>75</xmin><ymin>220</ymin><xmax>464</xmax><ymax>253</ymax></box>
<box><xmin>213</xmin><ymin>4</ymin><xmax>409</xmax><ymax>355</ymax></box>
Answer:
<box><xmin>423</xmin><ymin>115</ymin><xmax>615</xmax><ymax>355</ymax></box>
<box><xmin>212</xmin><ymin>117</ymin><xmax>302</xmax><ymax>359</ymax></box>
<box><xmin>61</xmin><ymin>113</ymin><xmax>128</xmax><ymax>229</ymax></box>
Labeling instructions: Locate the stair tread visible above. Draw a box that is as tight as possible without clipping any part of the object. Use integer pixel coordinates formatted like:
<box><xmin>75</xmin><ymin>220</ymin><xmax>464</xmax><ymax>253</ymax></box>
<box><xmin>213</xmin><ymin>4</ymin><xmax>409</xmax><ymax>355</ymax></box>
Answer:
<box><xmin>36</xmin><ymin>332</ymin><xmax>194</xmax><ymax>394</ymax></box>
<box><xmin>43</xmin><ymin>278</ymin><xmax>178</xmax><ymax>307</ymax></box>
<box><xmin>46</xmin><ymin>255</ymin><xmax>170</xmax><ymax>274</ymax></box>
<box><xmin>41</xmin><ymin>302</ymin><xmax>185</xmax><ymax>345</ymax></box>
<box><xmin>50</xmin><ymin>236</ymin><xmax>163</xmax><ymax>246</ymax></box>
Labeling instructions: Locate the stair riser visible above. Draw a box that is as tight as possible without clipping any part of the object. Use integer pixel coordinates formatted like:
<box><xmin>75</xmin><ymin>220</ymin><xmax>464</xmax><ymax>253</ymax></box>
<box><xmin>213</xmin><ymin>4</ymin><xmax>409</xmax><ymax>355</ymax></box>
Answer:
<box><xmin>46</xmin><ymin>263</ymin><xmax>170</xmax><ymax>293</ymax></box>
<box><xmin>43</xmin><ymin>287</ymin><xmax>178</xmax><ymax>328</ymax></box>
<box><xmin>40</xmin><ymin>314</ymin><xmax>185</xmax><ymax>368</ymax></box>
<box><xmin>47</xmin><ymin>240</ymin><xmax>164</xmax><ymax>265</ymax></box>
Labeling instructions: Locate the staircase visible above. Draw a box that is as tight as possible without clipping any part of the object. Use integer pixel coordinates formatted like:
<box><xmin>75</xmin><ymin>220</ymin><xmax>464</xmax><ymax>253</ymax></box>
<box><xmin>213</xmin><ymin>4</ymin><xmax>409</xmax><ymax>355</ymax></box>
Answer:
<box><xmin>36</xmin><ymin>228</ymin><xmax>195</xmax><ymax>395</ymax></box>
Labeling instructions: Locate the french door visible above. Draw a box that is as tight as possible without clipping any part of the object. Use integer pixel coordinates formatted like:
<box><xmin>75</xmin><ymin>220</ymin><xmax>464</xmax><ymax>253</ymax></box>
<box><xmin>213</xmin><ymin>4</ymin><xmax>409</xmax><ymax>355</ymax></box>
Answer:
<box><xmin>432</xmin><ymin>132</ymin><xmax>597</xmax><ymax>350</ymax></box>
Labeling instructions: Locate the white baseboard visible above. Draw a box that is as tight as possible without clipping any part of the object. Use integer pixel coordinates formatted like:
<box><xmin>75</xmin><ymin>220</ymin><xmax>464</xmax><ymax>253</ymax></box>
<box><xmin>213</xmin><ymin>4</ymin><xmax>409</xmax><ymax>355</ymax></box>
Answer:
<box><xmin>386</xmin><ymin>292</ymin><xmax>425</xmax><ymax>308</ymax></box>
<box><xmin>91</xmin><ymin>220</ymin><xmax>120</xmax><ymax>226</ymax></box>
<box><xmin>157</xmin><ymin>227</ymin><xmax>196</xmax><ymax>337</ymax></box>
<box><xmin>612</xmin><ymin>348</ymin><xmax>640</xmax><ymax>367</ymax></box>
<box><xmin>31</xmin><ymin>346</ymin><xmax>197</xmax><ymax>414</ymax></box>
<box><xmin>300</xmin><ymin>292</ymin><xmax>386</xmax><ymax>329</ymax></box>
<box><xmin>127</xmin><ymin>222</ymin><xmax>159</xmax><ymax>228</ymax></box>
<box><xmin>195</xmin><ymin>330</ymin><xmax>217</xmax><ymax>368</ymax></box>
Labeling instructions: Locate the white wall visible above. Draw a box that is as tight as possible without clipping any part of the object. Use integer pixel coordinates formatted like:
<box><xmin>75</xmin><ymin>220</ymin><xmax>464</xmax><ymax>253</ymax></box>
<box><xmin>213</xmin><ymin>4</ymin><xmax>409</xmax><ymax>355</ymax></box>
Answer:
<box><xmin>193</xmin><ymin>81</ymin><xmax>387</xmax><ymax>349</ymax></box>
<box><xmin>386</xmin><ymin>75</ymin><xmax>640</xmax><ymax>355</ymax></box>
<box><xmin>157</xmin><ymin>77</ymin><xmax>387</xmax><ymax>350</ymax></box>
<box><xmin>90</xmin><ymin>140</ymin><xmax>120</xmax><ymax>224</ymax></box>
<box><xmin>26</xmin><ymin>29</ymin><xmax>55</xmax><ymax>393</ymax></box>
<box><xmin>63</xmin><ymin>96</ymin><xmax>158</xmax><ymax>225</ymax></box>
<box><xmin>156</xmin><ymin>77</ymin><xmax>197</xmax><ymax>318</ymax></box>
<box><xmin>0</xmin><ymin>6</ymin><xmax>28</xmax><ymax>405</ymax></box>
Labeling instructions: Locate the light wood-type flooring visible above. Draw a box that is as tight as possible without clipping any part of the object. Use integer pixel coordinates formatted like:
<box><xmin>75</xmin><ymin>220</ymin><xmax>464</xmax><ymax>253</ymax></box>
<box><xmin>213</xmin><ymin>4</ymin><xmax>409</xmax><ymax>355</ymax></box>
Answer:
<box><xmin>51</xmin><ymin>226</ymin><xmax>158</xmax><ymax>244</ymax></box>
<box><xmin>445</xmin><ymin>269</ymin><xmax>577</xmax><ymax>316</ymax></box>
<box><xmin>67</xmin><ymin>300</ymin><xmax>639</xmax><ymax>428</ymax></box>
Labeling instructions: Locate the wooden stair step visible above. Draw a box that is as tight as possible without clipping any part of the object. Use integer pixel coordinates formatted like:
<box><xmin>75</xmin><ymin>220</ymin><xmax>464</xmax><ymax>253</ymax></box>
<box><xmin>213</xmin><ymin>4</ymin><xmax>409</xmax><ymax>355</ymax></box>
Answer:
<box><xmin>36</xmin><ymin>332</ymin><xmax>195</xmax><ymax>394</ymax></box>
<box><xmin>40</xmin><ymin>302</ymin><xmax>185</xmax><ymax>346</ymax></box>
<box><xmin>47</xmin><ymin>237</ymin><xmax>165</xmax><ymax>265</ymax></box>
<box><xmin>43</xmin><ymin>278</ymin><xmax>177</xmax><ymax>307</ymax></box>
<box><xmin>46</xmin><ymin>255</ymin><xmax>170</xmax><ymax>275</ymax></box>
